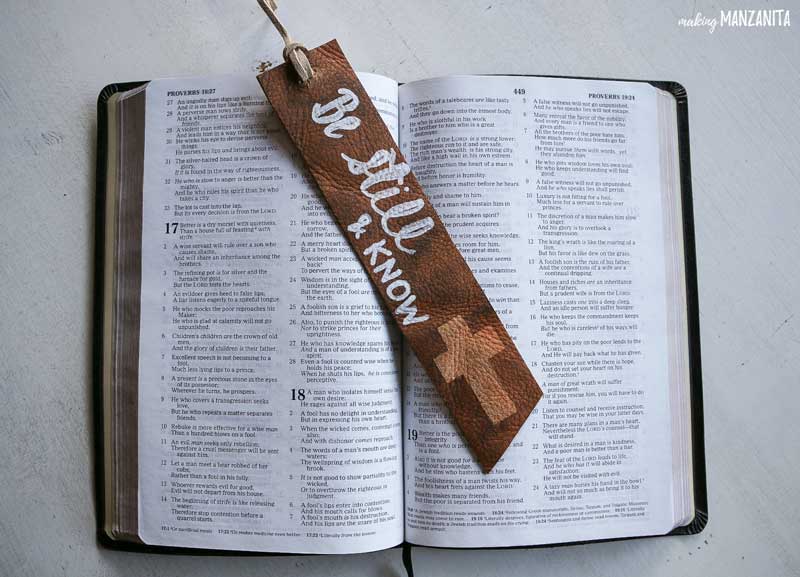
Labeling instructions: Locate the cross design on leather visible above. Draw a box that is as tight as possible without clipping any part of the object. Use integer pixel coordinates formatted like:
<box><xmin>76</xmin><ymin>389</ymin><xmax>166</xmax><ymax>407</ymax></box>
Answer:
<box><xmin>434</xmin><ymin>316</ymin><xmax>518</xmax><ymax>424</ymax></box>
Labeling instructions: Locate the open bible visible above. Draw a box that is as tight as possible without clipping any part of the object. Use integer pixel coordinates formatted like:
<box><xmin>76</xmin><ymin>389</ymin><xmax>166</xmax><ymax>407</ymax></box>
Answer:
<box><xmin>96</xmin><ymin>71</ymin><xmax>706</xmax><ymax>554</ymax></box>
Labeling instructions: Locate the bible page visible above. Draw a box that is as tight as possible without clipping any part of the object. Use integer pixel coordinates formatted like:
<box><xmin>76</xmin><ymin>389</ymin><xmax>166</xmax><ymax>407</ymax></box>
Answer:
<box><xmin>137</xmin><ymin>73</ymin><xmax>405</xmax><ymax>553</ymax></box>
<box><xmin>399</xmin><ymin>75</ymin><xmax>677</xmax><ymax>547</ymax></box>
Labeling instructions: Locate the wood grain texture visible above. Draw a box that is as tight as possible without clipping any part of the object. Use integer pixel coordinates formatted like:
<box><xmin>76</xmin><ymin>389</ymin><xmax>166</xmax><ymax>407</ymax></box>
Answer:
<box><xmin>0</xmin><ymin>0</ymin><xmax>798</xmax><ymax>576</ymax></box>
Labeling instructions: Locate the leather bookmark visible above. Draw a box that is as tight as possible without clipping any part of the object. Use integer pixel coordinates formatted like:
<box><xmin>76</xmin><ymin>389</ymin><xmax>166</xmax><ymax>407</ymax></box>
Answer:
<box><xmin>257</xmin><ymin>38</ymin><xmax>542</xmax><ymax>472</ymax></box>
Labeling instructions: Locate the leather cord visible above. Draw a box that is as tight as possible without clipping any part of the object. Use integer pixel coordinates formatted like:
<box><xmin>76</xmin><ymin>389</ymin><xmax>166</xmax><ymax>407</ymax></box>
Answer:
<box><xmin>256</xmin><ymin>0</ymin><xmax>314</xmax><ymax>83</ymax></box>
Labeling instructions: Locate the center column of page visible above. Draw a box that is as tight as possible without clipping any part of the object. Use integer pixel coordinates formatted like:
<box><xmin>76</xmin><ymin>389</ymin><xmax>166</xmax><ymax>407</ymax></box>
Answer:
<box><xmin>399</xmin><ymin>78</ymin><xmax>544</xmax><ymax>546</ymax></box>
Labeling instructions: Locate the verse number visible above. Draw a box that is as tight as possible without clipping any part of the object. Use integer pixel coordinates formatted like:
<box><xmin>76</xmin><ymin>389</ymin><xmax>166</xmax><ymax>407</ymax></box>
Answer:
<box><xmin>514</xmin><ymin>88</ymin><xmax>526</xmax><ymax>95</ymax></box>
<box><xmin>165</xmin><ymin>222</ymin><xmax>179</xmax><ymax>234</ymax></box>
<box><xmin>291</xmin><ymin>388</ymin><xmax>305</xmax><ymax>401</ymax></box>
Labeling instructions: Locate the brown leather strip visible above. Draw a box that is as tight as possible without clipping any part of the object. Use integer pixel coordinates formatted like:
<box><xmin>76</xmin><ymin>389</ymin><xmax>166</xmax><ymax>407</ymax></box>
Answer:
<box><xmin>258</xmin><ymin>40</ymin><xmax>542</xmax><ymax>473</ymax></box>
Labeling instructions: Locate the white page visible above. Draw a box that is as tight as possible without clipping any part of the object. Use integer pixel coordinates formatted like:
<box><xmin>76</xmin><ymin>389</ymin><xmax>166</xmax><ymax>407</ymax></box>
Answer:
<box><xmin>137</xmin><ymin>73</ymin><xmax>405</xmax><ymax>553</ymax></box>
<box><xmin>399</xmin><ymin>76</ymin><xmax>675</xmax><ymax>547</ymax></box>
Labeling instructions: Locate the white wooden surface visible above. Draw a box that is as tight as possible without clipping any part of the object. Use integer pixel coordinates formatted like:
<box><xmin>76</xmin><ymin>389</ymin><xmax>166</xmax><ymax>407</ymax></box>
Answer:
<box><xmin>1</xmin><ymin>1</ymin><xmax>799</xmax><ymax>575</ymax></box>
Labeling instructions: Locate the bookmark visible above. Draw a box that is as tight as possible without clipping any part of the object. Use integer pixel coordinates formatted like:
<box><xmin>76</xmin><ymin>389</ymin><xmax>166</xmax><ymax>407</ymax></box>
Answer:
<box><xmin>256</xmin><ymin>1</ymin><xmax>542</xmax><ymax>473</ymax></box>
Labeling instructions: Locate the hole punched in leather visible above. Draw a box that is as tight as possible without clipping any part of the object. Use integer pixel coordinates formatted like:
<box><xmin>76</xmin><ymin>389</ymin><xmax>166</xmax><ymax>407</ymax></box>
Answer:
<box><xmin>256</xmin><ymin>0</ymin><xmax>314</xmax><ymax>84</ymax></box>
